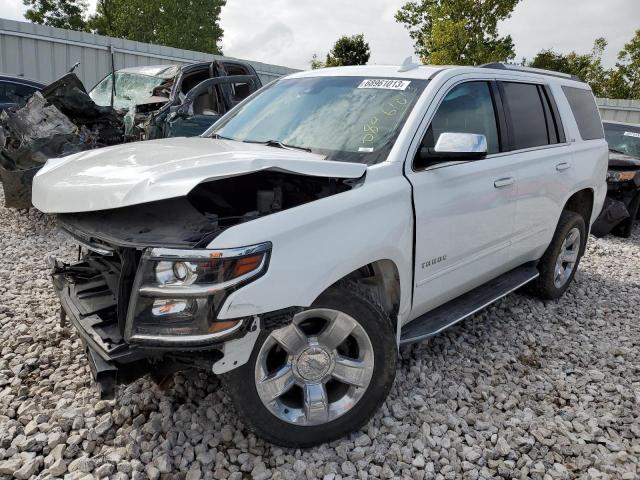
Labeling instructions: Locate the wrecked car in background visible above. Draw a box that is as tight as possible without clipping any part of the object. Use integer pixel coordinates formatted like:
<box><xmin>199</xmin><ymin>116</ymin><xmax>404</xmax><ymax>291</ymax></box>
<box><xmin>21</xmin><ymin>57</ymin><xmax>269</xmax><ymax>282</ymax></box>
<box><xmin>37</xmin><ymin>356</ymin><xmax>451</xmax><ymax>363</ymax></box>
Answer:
<box><xmin>0</xmin><ymin>60</ymin><xmax>261</xmax><ymax>209</ymax></box>
<box><xmin>0</xmin><ymin>73</ymin><xmax>124</xmax><ymax>208</ymax></box>
<box><xmin>90</xmin><ymin>60</ymin><xmax>261</xmax><ymax>139</ymax></box>
<box><xmin>591</xmin><ymin>121</ymin><xmax>640</xmax><ymax>238</ymax></box>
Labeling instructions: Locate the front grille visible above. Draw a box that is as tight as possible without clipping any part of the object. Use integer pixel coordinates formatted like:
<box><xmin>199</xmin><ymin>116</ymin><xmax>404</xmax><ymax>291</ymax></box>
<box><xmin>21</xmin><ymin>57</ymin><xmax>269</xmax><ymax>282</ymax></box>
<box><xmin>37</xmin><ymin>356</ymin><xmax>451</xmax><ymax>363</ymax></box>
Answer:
<box><xmin>59</xmin><ymin>244</ymin><xmax>140</xmax><ymax>336</ymax></box>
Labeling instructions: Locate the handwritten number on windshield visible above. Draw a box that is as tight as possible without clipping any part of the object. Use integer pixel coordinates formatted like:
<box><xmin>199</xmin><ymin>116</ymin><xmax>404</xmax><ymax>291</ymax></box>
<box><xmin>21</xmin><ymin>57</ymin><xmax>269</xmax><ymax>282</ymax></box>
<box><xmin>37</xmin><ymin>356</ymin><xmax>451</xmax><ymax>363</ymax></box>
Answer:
<box><xmin>362</xmin><ymin>93</ymin><xmax>409</xmax><ymax>145</ymax></box>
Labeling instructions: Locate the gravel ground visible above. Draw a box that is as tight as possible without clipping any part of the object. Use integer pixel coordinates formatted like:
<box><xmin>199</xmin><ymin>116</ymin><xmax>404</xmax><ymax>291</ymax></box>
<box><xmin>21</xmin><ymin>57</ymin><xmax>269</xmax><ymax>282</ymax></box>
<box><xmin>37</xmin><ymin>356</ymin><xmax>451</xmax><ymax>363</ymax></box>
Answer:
<box><xmin>0</xmin><ymin>187</ymin><xmax>639</xmax><ymax>480</ymax></box>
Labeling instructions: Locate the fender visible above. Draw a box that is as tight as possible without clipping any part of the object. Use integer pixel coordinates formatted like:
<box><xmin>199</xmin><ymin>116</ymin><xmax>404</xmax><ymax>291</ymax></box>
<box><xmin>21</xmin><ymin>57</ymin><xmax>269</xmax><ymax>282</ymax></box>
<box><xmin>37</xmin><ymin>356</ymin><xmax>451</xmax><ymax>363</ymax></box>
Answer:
<box><xmin>211</xmin><ymin>170</ymin><xmax>415</xmax><ymax>328</ymax></box>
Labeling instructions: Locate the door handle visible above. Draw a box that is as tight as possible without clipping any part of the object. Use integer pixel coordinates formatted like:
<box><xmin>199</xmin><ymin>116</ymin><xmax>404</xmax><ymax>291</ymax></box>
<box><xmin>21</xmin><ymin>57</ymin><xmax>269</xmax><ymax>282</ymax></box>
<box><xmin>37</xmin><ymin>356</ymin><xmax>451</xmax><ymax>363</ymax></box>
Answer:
<box><xmin>494</xmin><ymin>177</ymin><xmax>515</xmax><ymax>188</ymax></box>
<box><xmin>556</xmin><ymin>162</ymin><xmax>570</xmax><ymax>171</ymax></box>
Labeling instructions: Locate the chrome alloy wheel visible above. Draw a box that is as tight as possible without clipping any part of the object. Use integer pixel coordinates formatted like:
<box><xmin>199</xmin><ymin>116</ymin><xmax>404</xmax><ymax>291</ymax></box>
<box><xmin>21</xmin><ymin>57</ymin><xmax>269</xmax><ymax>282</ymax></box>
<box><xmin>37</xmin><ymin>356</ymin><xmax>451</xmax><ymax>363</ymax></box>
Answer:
<box><xmin>554</xmin><ymin>227</ymin><xmax>581</xmax><ymax>288</ymax></box>
<box><xmin>254</xmin><ymin>309</ymin><xmax>375</xmax><ymax>426</ymax></box>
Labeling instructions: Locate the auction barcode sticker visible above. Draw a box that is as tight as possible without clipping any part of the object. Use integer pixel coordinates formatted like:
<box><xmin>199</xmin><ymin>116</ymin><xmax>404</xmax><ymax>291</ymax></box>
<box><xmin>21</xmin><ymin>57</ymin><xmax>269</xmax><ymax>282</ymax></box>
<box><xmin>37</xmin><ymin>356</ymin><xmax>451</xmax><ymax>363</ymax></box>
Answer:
<box><xmin>357</xmin><ymin>79</ymin><xmax>411</xmax><ymax>90</ymax></box>
<box><xmin>623</xmin><ymin>131</ymin><xmax>640</xmax><ymax>139</ymax></box>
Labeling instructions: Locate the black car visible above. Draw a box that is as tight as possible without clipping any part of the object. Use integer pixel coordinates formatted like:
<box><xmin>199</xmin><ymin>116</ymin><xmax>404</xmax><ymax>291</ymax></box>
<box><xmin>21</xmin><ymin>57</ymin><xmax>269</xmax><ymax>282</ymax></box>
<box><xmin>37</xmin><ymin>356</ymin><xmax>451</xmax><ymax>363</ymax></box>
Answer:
<box><xmin>88</xmin><ymin>60</ymin><xmax>262</xmax><ymax>139</ymax></box>
<box><xmin>0</xmin><ymin>74</ymin><xmax>45</xmax><ymax>112</ymax></box>
<box><xmin>592</xmin><ymin>121</ymin><xmax>640</xmax><ymax>237</ymax></box>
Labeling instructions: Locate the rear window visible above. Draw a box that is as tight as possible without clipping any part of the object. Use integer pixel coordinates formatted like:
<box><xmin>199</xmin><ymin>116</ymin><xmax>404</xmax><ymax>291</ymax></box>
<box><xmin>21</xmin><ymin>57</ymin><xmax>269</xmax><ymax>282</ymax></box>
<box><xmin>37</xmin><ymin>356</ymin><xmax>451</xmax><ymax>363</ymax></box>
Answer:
<box><xmin>501</xmin><ymin>82</ymin><xmax>550</xmax><ymax>150</ymax></box>
<box><xmin>562</xmin><ymin>86</ymin><xmax>604</xmax><ymax>140</ymax></box>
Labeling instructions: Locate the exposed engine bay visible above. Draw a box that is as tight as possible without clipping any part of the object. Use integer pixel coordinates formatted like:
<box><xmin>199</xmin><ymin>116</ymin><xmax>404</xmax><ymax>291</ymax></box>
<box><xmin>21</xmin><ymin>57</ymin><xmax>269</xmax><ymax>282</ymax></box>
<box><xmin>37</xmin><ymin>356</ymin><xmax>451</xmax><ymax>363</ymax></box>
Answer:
<box><xmin>58</xmin><ymin>171</ymin><xmax>357</xmax><ymax>248</ymax></box>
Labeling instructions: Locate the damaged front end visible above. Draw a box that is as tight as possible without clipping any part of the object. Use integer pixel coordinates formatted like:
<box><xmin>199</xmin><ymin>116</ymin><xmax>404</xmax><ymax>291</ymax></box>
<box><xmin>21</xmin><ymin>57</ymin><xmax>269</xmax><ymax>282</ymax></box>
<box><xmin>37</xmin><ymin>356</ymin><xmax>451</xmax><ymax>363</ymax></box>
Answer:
<box><xmin>48</xmin><ymin>166</ymin><xmax>360</xmax><ymax>398</ymax></box>
<box><xmin>50</xmin><ymin>240</ymin><xmax>265</xmax><ymax>399</ymax></box>
<box><xmin>591</xmin><ymin>152</ymin><xmax>640</xmax><ymax>238</ymax></box>
<box><xmin>0</xmin><ymin>73</ymin><xmax>123</xmax><ymax>208</ymax></box>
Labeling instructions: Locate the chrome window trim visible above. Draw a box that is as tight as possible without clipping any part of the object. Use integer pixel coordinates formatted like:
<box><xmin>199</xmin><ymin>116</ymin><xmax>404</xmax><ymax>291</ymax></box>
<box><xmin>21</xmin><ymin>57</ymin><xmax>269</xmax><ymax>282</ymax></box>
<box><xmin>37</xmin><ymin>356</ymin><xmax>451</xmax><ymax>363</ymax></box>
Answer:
<box><xmin>419</xmin><ymin>141</ymin><xmax>573</xmax><ymax>172</ymax></box>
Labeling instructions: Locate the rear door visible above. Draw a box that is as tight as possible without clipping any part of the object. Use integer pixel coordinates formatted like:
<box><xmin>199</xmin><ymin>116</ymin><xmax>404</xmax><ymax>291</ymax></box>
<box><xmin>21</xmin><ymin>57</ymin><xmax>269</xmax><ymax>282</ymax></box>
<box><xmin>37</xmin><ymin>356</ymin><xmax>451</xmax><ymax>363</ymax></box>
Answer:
<box><xmin>406</xmin><ymin>79</ymin><xmax>518</xmax><ymax>318</ymax></box>
<box><xmin>497</xmin><ymin>80</ymin><xmax>572</xmax><ymax>263</ymax></box>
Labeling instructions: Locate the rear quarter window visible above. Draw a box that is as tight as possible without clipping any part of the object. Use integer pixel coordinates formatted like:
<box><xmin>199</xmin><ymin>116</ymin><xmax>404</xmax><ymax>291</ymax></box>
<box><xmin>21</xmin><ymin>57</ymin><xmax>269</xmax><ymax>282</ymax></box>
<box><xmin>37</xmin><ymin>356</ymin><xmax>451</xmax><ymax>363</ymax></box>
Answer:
<box><xmin>562</xmin><ymin>86</ymin><xmax>604</xmax><ymax>140</ymax></box>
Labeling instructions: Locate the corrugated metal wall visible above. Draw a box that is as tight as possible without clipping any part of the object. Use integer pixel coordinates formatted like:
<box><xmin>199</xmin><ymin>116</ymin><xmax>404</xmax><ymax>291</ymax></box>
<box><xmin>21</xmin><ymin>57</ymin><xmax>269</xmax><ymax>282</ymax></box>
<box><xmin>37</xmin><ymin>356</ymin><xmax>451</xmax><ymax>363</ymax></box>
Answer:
<box><xmin>597</xmin><ymin>98</ymin><xmax>640</xmax><ymax>125</ymax></box>
<box><xmin>0</xmin><ymin>18</ymin><xmax>299</xmax><ymax>89</ymax></box>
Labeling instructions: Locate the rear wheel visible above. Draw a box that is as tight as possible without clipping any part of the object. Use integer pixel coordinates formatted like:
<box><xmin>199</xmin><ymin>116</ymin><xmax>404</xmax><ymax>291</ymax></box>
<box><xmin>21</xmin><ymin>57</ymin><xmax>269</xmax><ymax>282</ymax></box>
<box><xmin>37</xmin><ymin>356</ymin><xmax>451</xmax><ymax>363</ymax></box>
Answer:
<box><xmin>222</xmin><ymin>282</ymin><xmax>397</xmax><ymax>447</ymax></box>
<box><xmin>529</xmin><ymin>210</ymin><xmax>586</xmax><ymax>300</ymax></box>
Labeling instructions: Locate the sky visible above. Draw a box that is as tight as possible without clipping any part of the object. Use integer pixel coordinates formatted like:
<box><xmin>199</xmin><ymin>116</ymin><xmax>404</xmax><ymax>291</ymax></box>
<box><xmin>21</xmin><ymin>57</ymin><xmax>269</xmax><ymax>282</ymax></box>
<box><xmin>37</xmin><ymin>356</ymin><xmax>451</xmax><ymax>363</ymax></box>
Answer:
<box><xmin>1</xmin><ymin>0</ymin><xmax>638</xmax><ymax>70</ymax></box>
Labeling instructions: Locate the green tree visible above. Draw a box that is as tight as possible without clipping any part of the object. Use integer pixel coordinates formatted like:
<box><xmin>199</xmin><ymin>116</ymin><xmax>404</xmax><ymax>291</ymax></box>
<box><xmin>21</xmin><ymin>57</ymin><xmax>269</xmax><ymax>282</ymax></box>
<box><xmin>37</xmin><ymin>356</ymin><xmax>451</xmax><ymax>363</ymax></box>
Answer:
<box><xmin>86</xmin><ymin>0</ymin><xmax>114</xmax><ymax>35</ymax></box>
<box><xmin>529</xmin><ymin>38</ymin><xmax>609</xmax><ymax>97</ymax></box>
<box><xmin>395</xmin><ymin>0</ymin><xmax>520</xmax><ymax>65</ymax></box>
<box><xmin>23</xmin><ymin>0</ymin><xmax>88</xmax><ymax>31</ymax></box>
<box><xmin>88</xmin><ymin>0</ymin><xmax>225</xmax><ymax>54</ymax></box>
<box><xmin>325</xmin><ymin>34</ymin><xmax>370</xmax><ymax>67</ymax></box>
<box><xmin>612</xmin><ymin>29</ymin><xmax>640</xmax><ymax>99</ymax></box>
<box><xmin>310</xmin><ymin>34</ymin><xmax>371</xmax><ymax>69</ymax></box>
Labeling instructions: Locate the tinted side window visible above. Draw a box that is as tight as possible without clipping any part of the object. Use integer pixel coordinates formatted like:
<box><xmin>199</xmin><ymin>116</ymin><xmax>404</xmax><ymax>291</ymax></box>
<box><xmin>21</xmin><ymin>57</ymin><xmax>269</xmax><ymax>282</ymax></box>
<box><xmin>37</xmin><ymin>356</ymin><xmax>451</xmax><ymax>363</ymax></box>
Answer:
<box><xmin>501</xmin><ymin>82</ymin><xmax>549</xmax><ymax>150</ymax></box>
<box><xmin>421</xmin><ymin>81</ymin><xmax>500</xmax><ymax>156</ymax></box>
<box><xmin>562</xmin><ymin>86</ymin><xmax>604</xmax><ymax>140</ymax></box>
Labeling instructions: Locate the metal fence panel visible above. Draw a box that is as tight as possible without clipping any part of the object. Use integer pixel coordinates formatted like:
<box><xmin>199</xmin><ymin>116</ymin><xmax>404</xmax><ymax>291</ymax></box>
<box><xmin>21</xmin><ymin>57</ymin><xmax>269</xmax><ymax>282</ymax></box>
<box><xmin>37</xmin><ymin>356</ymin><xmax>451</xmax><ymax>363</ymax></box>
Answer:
<box><xmin>0</xmin><ymin>18</ymin><xmax>298</xmax><ymax>89</ymax></box>
<box><xmin>597</xmin><ymin>98</ymin><xmax>640</xmax><ymax>125</ymax></box>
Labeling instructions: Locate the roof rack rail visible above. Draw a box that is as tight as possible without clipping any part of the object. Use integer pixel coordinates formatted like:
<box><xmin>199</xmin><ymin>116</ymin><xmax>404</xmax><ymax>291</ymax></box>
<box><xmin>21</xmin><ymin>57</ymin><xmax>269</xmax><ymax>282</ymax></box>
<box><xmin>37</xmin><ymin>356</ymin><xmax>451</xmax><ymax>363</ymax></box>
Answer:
<box><xmin>479</xmin><ymin>62</ymin><xmax>582</xmax><ymax>82</ymax></box>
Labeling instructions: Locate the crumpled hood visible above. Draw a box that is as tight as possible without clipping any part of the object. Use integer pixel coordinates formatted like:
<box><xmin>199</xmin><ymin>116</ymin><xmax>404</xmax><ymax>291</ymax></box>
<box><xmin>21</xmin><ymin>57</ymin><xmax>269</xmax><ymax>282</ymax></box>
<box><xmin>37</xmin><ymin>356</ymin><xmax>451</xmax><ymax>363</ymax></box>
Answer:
<box><xmin>32</xmin><ymin>137</ymin><xmax>367</xmax><ymax>213</ymax></box>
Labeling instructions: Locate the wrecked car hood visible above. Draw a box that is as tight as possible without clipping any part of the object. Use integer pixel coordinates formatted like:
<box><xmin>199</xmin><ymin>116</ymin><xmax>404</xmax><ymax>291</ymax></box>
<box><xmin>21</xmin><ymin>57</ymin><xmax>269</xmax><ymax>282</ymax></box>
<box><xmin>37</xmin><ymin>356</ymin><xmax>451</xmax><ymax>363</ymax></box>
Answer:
<box><xmin>32</xmin><ymin>137</ymin><xmax>367</xmax><ymax>213</ymax></box>
<box><xmin>609</xmin><ymin>151</ymin><xmax>640</xmax><ymax>169</ymax></box>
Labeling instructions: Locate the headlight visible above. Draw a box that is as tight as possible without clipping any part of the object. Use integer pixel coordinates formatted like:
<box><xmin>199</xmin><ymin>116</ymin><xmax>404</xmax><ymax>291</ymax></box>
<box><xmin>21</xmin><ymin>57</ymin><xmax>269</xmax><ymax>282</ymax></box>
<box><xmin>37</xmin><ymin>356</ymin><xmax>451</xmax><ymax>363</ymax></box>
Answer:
<box><xmin>607</xmin><ymin>170</ymin><xmax>637</xmax><ymax>183</ymax></box>
<box><xmin>126</xmin><ymin>242</ymin><xmax>271</xmax><ymax>344</ymax></box>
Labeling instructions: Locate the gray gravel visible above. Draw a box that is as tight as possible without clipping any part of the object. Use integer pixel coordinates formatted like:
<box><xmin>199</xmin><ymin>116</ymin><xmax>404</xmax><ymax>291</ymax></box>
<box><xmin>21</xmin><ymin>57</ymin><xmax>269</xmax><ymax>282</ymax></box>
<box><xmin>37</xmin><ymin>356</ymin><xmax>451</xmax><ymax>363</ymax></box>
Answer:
<box><xmin>0</xmin><ymin>187</ymin><xmax>639</xmax><ymax>480</ymax></box>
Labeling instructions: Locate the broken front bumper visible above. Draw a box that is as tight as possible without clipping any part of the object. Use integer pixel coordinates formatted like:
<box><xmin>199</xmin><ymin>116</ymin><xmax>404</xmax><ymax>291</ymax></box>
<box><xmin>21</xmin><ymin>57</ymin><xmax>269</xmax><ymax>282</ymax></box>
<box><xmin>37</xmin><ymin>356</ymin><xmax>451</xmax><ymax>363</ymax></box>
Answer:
<box><xmin>591</xmin><ymin>180</ymin><xmax>640</xmax><ymax>237</ymax></box>
<box><xmin>591</xmin><ymin>197</ymin><xmax>631</xmax><ymax>237</ymax></box>
<box><xmin>50</xmin><ymin>257</ymin><xmax>253</xmax><ymax>398</ymax></box>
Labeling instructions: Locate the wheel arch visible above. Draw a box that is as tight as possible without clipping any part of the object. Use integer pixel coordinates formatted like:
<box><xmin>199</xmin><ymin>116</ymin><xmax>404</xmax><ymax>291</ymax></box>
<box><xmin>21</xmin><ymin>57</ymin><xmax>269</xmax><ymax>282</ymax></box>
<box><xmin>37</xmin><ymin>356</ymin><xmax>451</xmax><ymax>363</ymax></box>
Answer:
<box><xmin>315</xmin><ymin>259</ymin><xmax>402</xmax><ymax>329</ymax></box>
<box><xmin>563</xmin><ymin>188</ymin><xmax>595</xmax><ymax>228</ymax></box>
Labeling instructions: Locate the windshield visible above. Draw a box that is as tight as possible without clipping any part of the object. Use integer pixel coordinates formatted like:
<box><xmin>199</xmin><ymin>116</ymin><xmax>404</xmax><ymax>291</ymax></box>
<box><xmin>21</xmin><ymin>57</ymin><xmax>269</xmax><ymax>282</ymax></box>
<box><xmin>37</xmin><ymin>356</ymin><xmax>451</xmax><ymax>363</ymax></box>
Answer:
<box><xmin>89</xmin><ymin>72</ymin><xmax>167</xmax><ymax>110</ymax></box>
<box><xmin>604</xmin><ymin>122</ymin><xmax>640</xmax><ymax>158</ymax></box>
<box><xmin>207</xmin><ymin>76</ymin><xmax>428</xmax><ymax>164</ymax></box>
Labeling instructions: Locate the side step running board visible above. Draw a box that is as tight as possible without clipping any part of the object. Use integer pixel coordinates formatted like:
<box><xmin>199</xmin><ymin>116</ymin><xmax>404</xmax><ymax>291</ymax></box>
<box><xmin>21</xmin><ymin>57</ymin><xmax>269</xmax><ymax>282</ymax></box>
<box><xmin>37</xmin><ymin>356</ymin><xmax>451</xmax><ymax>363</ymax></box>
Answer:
<box><xmin>400</xmin><ymin>263</ymin><xmax>539</xmax><ymax>345</ymax></box>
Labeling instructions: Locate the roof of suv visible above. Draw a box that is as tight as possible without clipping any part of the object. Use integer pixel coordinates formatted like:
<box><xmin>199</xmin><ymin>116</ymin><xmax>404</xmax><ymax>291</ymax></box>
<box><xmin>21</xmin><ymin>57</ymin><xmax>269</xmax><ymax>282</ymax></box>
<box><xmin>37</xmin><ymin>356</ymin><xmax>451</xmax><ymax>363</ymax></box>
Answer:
<box><xmin>288</xmin><ymin>64</ymin><xmax>589</xmax><ymax>89</ymax></box>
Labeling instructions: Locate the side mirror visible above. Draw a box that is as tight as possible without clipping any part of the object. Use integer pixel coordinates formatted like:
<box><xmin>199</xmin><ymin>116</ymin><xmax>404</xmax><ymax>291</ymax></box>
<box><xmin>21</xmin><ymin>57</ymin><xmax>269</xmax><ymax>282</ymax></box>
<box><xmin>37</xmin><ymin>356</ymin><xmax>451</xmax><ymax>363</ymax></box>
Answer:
<box><xmin>419</xmin><ymin>132</ymin><xmax>488</xmax><ymax>163</ymax></box>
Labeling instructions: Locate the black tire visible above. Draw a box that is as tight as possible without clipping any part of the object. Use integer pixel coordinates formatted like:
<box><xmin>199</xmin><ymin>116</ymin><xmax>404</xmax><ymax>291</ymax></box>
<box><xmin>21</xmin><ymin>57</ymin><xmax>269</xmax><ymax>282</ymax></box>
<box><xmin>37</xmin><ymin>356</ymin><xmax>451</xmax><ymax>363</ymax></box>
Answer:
<box><xmin>529</xmin><ymin>210</ymin><xmax>586</xmax><ymax>300</ymax></box>
<box><xmin>613</xmin><ymin>193</ymin><xmax>640</xmax><ymax>238</ymax></box>
<box><xmin>221</xmin><ymin>281</ymin><xmax>397</xmax><ymax>448</ymax></box>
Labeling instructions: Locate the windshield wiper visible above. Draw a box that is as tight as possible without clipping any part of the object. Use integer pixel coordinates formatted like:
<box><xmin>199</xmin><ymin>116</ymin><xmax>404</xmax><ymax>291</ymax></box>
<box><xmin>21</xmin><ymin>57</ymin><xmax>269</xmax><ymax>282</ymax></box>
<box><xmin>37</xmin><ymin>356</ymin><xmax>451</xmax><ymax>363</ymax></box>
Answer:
<box><xmin>609</xmin><ymin>148</ymin><xmax>627</xmax><ymax>155</ymax></box>
<box><xmin>248</xmin><ymin>139</ymin><xmax>312</xmax><ymax>152</ymax></box>
<box><xmin>211</xmin><ymin>133</ymin><xmax>235</xmax><ymax>140</ymax></box>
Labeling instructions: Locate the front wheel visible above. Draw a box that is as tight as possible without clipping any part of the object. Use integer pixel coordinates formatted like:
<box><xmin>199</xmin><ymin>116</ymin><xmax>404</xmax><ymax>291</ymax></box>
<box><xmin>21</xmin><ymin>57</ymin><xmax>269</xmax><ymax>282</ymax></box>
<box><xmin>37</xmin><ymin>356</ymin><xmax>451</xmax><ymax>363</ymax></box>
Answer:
<box><xmin>221</xmin><ymin>282</ymin><xmax>397</xmax><ymax>447</ymax></box>
<box><xmin>529</xmin><ymin>210</ymin><xmax>586</xmax><ymax>300</ymax></box>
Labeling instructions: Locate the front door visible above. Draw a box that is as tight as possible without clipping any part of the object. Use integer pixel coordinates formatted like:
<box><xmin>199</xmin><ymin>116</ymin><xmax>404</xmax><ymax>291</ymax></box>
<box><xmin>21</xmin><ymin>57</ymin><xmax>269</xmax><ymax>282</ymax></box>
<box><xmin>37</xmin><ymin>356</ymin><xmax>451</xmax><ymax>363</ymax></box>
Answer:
<box><xmin>406</xmin><ymin>80</ymin><xmax>518</xmax><ymax>319</ymax></box>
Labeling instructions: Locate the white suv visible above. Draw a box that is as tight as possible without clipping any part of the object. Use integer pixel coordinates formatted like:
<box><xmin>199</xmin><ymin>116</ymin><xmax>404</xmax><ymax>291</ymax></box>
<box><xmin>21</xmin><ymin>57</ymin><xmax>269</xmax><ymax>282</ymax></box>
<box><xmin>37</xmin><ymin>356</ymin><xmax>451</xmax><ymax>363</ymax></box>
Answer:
<box><xmin>33</xmin><ymin>63</ymin><xmax>607</xmax><ymax>447</ymax></box>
